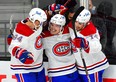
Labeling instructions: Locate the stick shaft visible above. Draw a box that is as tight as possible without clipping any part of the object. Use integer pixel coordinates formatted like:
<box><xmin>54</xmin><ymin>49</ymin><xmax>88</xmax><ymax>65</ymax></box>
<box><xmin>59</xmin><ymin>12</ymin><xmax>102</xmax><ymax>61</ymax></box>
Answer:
<box><xmin>80</xmin><ymin>0</ymin><xmax>89</xmax><ymax>9</ymax></box>
<box><xmin>71</xmin><ymin>6</ymin><xmax>91</xmax><ymax>82</ymax></box>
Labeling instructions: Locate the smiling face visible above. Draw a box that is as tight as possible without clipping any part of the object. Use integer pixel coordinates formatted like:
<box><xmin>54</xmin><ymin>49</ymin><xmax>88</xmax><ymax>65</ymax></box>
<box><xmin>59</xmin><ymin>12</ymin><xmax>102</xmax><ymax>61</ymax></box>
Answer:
<box><xmin>75</xmin><ymin>21</ymin><xmax>85</xmax><ymax>31</ymax></box>
<box><xmin>49</xmin><ymin>22</ymin><xmax>62</xmax><ymax>35</ymax></box>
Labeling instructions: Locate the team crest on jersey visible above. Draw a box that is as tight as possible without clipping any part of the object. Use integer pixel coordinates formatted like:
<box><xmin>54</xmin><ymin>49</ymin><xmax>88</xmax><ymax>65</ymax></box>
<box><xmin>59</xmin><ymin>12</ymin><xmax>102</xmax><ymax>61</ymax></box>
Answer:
<box><xmin>35</xmin><ymin>36</ymin><xmax>42</xmax><ymax>50</ymax></box>
<box><xmin>53</xmin><ymin>41</ymin><xmax>70</xmax><ymax>56</ymax></box>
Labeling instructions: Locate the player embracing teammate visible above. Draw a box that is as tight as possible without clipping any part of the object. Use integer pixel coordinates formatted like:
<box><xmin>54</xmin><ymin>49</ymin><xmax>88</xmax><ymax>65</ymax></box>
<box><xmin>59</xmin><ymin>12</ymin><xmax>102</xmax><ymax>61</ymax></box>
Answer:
<box><xmin>68</xmin><ymin>6</ymin><xmax>109</xmax><ymax>82</ymax></box>
<box><xmin>8</xmin><ymin>8</ymin><xmax>47</xmax><ymax>82</ymax></box>
<box><xmin>42</xmin><ymin>14</ymin><xmax>81</xmax><ymax>82</ymax></box>
<box><xmin>8</xmin><ymin>4</ymin><xmax>109</xmax><ymax>82</ymax></box>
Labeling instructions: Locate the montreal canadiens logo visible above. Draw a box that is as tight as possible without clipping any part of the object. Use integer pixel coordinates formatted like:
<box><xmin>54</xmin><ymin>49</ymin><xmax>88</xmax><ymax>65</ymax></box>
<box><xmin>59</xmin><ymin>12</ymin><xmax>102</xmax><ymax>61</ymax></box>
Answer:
<box><xmin>35</xmin><ymin>36</ymin><xmax>42</xmax><ymax>50</ymax></box>
<box><xmin>53</xmin><ymin>41</ymin><xmax>70</xmax><ymax>56</ymax></box>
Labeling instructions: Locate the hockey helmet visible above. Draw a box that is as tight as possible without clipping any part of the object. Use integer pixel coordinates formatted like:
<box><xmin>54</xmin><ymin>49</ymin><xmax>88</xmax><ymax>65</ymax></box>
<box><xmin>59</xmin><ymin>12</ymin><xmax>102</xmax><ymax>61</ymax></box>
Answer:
<box><xmin>76</xmin><ymin>9</ymin><xmax>91</xmax><ymax>24</ymax></box>
<box><xmin>50</xmin><ymin>14</ymin><xmax>66</xmax><ymax>26</ymax></box>
<box><xmin>29</xmin><ymin>8</ymin><xmax>47</xmax><ymax>23</ymax></box>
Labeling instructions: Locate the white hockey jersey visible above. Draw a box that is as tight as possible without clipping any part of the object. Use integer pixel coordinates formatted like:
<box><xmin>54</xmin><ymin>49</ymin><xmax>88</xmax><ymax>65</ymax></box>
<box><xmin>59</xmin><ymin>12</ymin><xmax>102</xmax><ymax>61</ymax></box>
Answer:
<box><xmin>8</xmin><ymin>20</ymin><xmax>44</xmax><ymax>73</ymax></box>
<box><xmin>68</xmin><ymin>21</ymin><xmax>109</xmax><ymax>74</ymax></box>
<box><xmin>42</xmin><ymin>27</ymin><xmax>77</xmax><ymax>77</ymax></box>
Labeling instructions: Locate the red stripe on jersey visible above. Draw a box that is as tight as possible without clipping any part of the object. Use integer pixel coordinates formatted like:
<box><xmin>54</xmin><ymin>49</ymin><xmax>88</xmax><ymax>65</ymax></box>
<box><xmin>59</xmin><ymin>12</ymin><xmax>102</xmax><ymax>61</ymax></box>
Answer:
<box><xmin>19</xmin><ymin>74</ymin><xmax>24</xmax><ymax>82</ymax></box>
<box><xmin>48</xmin><ymin>63</ymin><xmax>75</xmax><ymax>70</ymax></box>
<box><xmin>95</xmin><ymin>72</ymin><xmax>98</xmax><ymax>82</ymax></box>
<box><xmin>11</xmin><ymin>63</ymin><xmax>42</xmax><ymax>67</ymax></box>
<box><xmin>15</xmin><ymin>49</ymin><xmax>26</xmax><ymax>58</ymax></box>
<box><xmin>78</xmin><ymin>58</ymin><xmax>107</xmax><ymax>68</ymax></box>
<box><xmin>12</xmin><ymin>46</ymin><xmax>19</xmax><ymax>56</ymax></box>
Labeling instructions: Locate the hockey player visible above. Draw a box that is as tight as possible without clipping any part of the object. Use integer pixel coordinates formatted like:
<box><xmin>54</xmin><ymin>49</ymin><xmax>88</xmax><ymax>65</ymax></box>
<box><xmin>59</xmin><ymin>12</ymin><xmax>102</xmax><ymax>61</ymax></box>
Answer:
<box><xmin>8</xmin><ymin>8</ymin><xmax>47</xmax><ymax>82</ymax></box>
<box><xmin>68</xmin><ymin>8</ymin><xmax>109</xmax><ymax>82</ymax></box>
<box><xmin>42</xmin><ymin>14</ymin><xmax>81</xmax><ymax>82</ymax></box>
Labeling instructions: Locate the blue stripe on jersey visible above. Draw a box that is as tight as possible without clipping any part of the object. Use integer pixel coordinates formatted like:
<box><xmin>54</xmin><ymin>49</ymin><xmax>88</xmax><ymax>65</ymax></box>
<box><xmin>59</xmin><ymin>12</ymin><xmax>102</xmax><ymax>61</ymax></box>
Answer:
<box><xmin>48</xmin><ymin>65</ymin><xmax>76</xmax><ymax>73</ymax></box>
<box><xmin>78</xmin><ymin>60</ymin><xmax>108</xmax><ymax>71</ymax></box>
<box><xmin>11</xmin><ymin>63</ymin><xmax>43</xmax><ymax>70</ymax></box>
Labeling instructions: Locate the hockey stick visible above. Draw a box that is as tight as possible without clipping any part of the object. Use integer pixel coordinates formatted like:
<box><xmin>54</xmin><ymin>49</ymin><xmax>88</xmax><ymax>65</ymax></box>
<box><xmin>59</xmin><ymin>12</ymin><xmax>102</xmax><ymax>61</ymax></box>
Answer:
<box><xmin>9</xmin><ymin>14</ymin><xmax>14</xmax><ymax>37</ymax></box>
<box><xmin>72</xmin><ymin>6</ymin><xmax>91</xmax><ymax>82</ymax></box>
<box><xmin>80</xmin><ymin>0</ymin><xmax>89</xmax><ymax>9</ymax></box>
<box><xmin>63</xmin><ymin>0</ymin><xmax>71</xmax><ymax>7</ymax></box>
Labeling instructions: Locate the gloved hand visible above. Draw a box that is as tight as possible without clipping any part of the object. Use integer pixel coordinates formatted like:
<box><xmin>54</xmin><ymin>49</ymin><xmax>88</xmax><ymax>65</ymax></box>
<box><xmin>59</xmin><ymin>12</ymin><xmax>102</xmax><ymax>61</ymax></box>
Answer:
<box><xmin>7</xmin><ymin>34</ymin><xmax>13</xmax><ymax>45</ymax></box>
<box><xmin>72</xmin><ymin>37</ymin><xmax>90</xmax><ymax>53</ymax></box>
<box><xmin>48</xmin><ymin>3</ymin><xmax>67</xmax><ymax>15</ymax></box>
<box><xmin>14</xmin><ymin>47</ymin><xmax>34</xmax><ymax>64</ymax></box>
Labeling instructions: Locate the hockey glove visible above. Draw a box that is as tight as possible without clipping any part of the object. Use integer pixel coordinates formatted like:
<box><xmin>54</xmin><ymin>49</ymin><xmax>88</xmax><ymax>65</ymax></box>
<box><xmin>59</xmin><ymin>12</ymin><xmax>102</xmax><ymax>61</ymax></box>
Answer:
<box><xmin>7</xmin><ymin>34</ymin><xmax>13</xmax><ymax>45</ymax></box>
<box><xmin>13</xmin><ymin>47</ymin><xmax>34</xmax><ymax>64</ymax></box>
<box><xmin>72</xmin><ymin>37</ymin><xmax>90</xmax><ymax>53</ymax></box>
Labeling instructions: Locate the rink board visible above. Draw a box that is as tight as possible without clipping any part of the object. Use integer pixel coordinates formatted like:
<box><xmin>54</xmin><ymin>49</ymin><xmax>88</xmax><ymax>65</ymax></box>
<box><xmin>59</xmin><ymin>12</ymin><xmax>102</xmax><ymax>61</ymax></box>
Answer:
<box><xmin>0</xmin><ymin>61</ymin><xmax>116</xmax><ymax>82</ymax></box>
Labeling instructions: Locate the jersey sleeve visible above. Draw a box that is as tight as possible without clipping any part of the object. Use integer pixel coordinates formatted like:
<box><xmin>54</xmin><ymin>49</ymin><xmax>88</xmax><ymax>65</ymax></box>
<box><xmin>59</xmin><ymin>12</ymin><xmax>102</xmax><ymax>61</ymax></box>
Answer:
<box><xmin>8</xmin><ymin>22</ymin><xmax>34</xmax><ymax>60</ymax></box>
<box><xmin>87</xmin><ymin>30</ymin><xmax>102</xmax><ymax>54</ymax></box>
